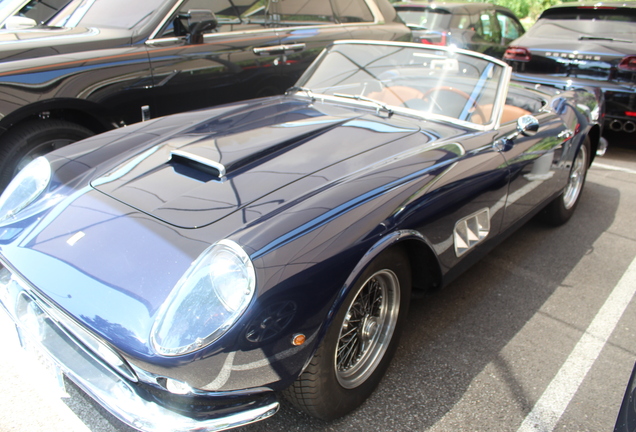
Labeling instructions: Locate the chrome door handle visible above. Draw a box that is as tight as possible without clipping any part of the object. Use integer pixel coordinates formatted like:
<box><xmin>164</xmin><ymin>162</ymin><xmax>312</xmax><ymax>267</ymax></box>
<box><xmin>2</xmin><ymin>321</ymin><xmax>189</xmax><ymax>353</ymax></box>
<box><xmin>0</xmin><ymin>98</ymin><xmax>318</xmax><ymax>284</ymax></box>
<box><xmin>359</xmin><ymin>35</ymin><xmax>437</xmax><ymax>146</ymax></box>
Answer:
<box><xmin>253</xmin><ymin>43</ymin><xmax>306</xmax><ymax>56</ymax></box>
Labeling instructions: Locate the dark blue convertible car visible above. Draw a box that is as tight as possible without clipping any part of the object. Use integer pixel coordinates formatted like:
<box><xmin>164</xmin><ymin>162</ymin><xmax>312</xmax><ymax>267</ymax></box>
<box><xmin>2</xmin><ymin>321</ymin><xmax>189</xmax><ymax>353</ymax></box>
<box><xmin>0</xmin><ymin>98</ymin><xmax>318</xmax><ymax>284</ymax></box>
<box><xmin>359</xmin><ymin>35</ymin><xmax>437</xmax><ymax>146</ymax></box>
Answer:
<box><xmin>0</xmin><ymin>41</ymin><xmax>603</xmax><ymax>431</ymax></box>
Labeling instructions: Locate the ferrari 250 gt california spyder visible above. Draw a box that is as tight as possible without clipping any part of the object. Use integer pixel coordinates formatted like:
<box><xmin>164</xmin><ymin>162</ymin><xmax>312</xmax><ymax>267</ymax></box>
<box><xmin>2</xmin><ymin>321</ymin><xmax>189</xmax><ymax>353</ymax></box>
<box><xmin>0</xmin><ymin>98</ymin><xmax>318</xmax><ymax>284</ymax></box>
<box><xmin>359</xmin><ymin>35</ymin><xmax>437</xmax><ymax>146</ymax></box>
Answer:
<box><xmin>0</xmin><ymin>40</ymin><xmax>603</xmax><ymax>431</ymax></box>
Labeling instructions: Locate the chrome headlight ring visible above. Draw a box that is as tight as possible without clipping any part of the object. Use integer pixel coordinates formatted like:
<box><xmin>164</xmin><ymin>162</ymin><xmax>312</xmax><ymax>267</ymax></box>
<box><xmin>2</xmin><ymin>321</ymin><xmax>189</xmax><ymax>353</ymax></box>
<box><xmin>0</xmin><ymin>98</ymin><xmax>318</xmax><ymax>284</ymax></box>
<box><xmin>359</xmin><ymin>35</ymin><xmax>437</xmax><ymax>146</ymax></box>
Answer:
<box><xmin>0</xmin><ymin>157</ymin><xmax>51</xmax><ymax>224</ymax></box>
<box><xmin>151</xmin><ymin>239</ymin><xmax>256</xmax><ymax>356</ymax></box>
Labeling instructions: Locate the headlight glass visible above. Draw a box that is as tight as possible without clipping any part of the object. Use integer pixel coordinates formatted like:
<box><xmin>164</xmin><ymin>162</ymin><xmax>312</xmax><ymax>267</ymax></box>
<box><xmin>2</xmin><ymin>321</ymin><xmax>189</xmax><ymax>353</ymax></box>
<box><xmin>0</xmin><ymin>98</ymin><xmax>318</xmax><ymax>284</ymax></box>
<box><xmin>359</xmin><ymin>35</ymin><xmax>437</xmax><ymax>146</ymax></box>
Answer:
<box><xmin>0</xmin><ymin>157</ymin><xmax>51</xmax><ymax>224</ymax></box>
<box><xmin>151</xmin><ymin>239</ymin><xmax>256</xmax><ymax>356</ymax></box>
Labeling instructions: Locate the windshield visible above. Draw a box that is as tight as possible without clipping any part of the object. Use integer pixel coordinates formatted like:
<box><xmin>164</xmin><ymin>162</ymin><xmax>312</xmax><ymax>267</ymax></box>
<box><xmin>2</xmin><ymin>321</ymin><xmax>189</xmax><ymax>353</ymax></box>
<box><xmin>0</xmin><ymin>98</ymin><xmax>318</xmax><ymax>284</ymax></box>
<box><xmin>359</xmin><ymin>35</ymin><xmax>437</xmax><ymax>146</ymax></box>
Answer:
<box><xmin>0</xmin><ymin>0</ymin><xmax>74</xmax><ymax>26</ymax></box>
<box><xmin>296</xmin><ymin>42</ymin><xmax>508</xmax><ymax>126</ymax></box>
<box><xmin>48</xmin><ymin>0</ymin><xmax>162</xmax><ymax>29</ymax></box>
<box><xmin>540</xmin><ymin>7</ymin><xmax>636</xmax><ymax>22</ymax></box>
<box><xmin>395</xmin><ymin>7</ymin><xmax>452</xmax><ymax>29</ymax></box>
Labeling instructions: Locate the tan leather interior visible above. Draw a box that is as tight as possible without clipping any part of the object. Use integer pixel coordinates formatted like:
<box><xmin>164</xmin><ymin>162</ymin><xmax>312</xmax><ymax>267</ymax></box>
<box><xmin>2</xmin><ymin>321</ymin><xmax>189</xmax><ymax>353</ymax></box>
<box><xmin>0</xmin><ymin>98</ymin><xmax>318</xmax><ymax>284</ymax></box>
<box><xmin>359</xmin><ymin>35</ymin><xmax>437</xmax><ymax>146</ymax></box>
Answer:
<box><xmin>366</xmin><ymin>86</ymin><xmax>532</xmax><ymax>125</ymax></box>
<box><xmin>471</xmin><ymin>104</ymin><xmax>531</xmax><ymax>125</ymax></box>
<box><xmin>366</xmin><ymin>86</ymin><xmax>424</xmax><ymax>106</ymax></box>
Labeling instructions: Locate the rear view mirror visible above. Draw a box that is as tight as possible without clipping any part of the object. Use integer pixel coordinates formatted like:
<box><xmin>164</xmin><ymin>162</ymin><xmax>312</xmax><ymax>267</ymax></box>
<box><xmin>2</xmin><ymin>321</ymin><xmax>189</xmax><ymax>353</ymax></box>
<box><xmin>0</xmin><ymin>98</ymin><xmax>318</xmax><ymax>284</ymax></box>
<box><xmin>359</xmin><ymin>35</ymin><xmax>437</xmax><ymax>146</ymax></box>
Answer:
<box><xmin>186</xmin><ymin>10</ymin><xmax>217</xmax><ymax>44</ymax></box>
<box><xmin>4</xmin><ymin>16</ymin><xmax>37</xmax><ymax>30</ymax></box>
<box><xmin>517</xmin><ymin>115</ymin><xmax>539</xmax><ymax>137</ymax></box>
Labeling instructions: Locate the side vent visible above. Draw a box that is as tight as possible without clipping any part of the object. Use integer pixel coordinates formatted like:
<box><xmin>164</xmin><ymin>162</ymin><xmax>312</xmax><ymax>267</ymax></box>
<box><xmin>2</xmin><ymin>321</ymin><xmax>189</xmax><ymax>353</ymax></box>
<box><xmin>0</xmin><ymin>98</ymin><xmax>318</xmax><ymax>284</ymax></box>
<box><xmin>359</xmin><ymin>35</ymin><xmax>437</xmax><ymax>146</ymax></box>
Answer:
<box><xmin>170</xmin><ymin>150</ymin><xmax>226</xmax><ymax>179</ymax></box>
<box><xmin>454</xmin><ymin>208</ymin><xmax>490</xmax><ymax>257</ymax></box>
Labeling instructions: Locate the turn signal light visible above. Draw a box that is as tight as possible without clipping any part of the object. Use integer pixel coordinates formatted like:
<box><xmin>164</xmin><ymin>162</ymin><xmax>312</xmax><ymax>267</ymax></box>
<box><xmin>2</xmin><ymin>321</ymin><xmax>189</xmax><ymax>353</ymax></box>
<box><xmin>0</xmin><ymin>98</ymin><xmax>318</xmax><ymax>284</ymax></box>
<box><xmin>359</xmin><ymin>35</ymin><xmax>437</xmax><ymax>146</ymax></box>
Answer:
<box><xmin>618</xmin><ymin>56</ymin><xmax>636</xmax><ymax>72</ymax></box>
<box><xmin>504</xmin><ymin>47</ymin><xmax>531</xmax><ymax>62</ymax></box>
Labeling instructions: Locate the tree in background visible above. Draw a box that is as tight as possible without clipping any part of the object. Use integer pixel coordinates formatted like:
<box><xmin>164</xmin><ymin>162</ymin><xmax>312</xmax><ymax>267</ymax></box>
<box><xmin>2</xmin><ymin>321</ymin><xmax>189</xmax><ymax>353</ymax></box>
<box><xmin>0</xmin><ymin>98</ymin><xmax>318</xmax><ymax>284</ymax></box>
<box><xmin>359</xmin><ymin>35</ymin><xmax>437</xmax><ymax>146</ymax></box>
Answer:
<box><xmin>471</xmin><ymin>0</ymin><xmax>565</xmax><ymax>21</ymax></box>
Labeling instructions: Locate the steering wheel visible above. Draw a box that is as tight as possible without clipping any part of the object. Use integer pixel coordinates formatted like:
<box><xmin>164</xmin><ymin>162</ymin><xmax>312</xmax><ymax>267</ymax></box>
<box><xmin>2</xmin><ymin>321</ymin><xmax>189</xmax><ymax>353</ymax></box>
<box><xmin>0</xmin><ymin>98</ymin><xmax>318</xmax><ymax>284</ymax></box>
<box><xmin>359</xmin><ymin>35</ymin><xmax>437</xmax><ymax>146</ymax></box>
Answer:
<box><xmin>422</xmin><ymin>86</ymin><xmax>486</xmax><ymax>123</ymax></box>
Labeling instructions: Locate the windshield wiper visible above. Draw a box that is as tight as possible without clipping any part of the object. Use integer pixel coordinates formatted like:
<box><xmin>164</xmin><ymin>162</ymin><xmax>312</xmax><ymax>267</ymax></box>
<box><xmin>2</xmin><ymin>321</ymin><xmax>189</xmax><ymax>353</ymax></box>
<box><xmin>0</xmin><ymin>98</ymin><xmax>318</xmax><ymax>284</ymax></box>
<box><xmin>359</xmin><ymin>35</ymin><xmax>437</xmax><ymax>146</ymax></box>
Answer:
<box><xmin>333</xmin><ymin>93</ymin><xmax>394</xmax><ymax>116</ymax></box>
<box><xmin>286</xmin><ymin>86</ymin><xmax>315</xmax><ymax>101</ymax></box>
<box><xmin>579</xmin><ymin>35</ymin><xmax>632</xmax><ymax>43</ymax></box>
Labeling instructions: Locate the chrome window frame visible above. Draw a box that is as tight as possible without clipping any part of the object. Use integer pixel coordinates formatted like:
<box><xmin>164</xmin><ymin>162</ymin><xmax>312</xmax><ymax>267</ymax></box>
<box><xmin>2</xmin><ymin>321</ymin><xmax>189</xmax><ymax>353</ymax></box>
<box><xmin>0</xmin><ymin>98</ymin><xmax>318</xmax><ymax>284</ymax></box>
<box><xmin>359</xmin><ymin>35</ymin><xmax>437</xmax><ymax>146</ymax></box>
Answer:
<box><xmin>298</xmin><ymin>40</ymin><xmax>512</xmax><ymax>132</ymax></box>
<box><xmin>147</xmin><ymin>0</ymin><xmax>382</xmax><ymax>45</ymax></box>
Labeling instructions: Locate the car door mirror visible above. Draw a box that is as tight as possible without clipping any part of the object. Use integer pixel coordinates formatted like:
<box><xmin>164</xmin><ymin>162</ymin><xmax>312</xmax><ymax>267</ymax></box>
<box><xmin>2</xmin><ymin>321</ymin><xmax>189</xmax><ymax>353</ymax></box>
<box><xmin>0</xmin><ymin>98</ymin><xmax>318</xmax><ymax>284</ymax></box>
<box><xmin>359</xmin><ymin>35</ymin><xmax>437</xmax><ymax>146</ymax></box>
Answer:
<box><xmin>517</xmin><ymin>115</ymin><xmax>539</xmax><ymax>137</ymax></box>
<box><xmin>186</xmin><ymin>10</ymin><xmax>217</xmax><ymax>45</ymax></box>
<box><xmin>4</xmin><ymin>16</ymin><xmax>37</xmax><ymax>30</ymax></box>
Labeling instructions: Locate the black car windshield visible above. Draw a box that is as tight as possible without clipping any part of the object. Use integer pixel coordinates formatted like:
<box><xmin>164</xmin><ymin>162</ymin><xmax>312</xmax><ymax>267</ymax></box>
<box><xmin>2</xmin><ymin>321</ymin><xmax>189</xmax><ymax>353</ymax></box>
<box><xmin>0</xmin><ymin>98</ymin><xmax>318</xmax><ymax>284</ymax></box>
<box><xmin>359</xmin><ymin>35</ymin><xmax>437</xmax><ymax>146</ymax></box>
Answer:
<box><xmin>8</xmin><ymin>0</ymin><xmax>74</xmax><ymax>25</ymax></box>
<box><xmin>48</xmin><ymin>0</ymin><xmax>164</xmax><ymax>29</ymax></box>
<box><xmin>540</xmin><ymin>6</ymin><xmax>636</xmax><ymax>22</ymax></box>
<box><xmin>395</xmin><ymin>7</ymin><xmax>452</xmax><ymax>29</ymax></box>
<box><xmin>529</xmin><ymin>9</ymin><xmax>636</xmax><ymax>41</ymax></box>
<box><xmin>296</xmin><ymin>42</ymin><xmax>507</xmax><ymax>126</ymax></box>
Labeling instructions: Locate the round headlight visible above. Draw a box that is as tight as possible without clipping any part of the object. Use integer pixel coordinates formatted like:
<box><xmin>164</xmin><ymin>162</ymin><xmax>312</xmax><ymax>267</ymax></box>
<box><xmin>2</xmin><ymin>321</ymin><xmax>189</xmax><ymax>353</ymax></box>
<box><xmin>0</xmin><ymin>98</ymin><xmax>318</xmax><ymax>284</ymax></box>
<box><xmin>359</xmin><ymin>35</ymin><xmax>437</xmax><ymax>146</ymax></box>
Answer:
<box><xmin>151</xmin><ymin>240</ymin><xmax>256</xmax><ymax>356</ymax></box>
<box><xmin>0</xmin><ymin>157</ymin><xmax>51</xmax><ymax>224</ymax></box>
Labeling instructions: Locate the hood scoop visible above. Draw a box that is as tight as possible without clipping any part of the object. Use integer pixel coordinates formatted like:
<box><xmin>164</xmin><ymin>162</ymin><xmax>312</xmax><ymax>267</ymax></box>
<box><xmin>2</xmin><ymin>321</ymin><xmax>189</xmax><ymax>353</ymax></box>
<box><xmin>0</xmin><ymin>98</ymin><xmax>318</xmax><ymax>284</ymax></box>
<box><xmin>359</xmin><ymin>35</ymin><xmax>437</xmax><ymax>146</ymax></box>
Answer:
<box><xmin>92</xmin><ymin>114</ymin><xmax>360</xmax><ymax>228</ymax></box>
<box><xmin>170</xmin><ymin>149</ymin><xmax>226</xmax><ymax>179</ymax></box>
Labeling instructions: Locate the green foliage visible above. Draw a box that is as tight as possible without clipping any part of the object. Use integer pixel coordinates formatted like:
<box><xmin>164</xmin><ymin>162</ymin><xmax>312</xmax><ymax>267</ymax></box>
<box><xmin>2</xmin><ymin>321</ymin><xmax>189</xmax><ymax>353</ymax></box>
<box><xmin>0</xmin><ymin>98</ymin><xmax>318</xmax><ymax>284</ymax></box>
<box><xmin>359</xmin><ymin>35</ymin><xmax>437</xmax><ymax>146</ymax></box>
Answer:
<box><xmin>466</xmin><ymin>0</ymin><xmax>563</xmax><ymax>20</ymax></box>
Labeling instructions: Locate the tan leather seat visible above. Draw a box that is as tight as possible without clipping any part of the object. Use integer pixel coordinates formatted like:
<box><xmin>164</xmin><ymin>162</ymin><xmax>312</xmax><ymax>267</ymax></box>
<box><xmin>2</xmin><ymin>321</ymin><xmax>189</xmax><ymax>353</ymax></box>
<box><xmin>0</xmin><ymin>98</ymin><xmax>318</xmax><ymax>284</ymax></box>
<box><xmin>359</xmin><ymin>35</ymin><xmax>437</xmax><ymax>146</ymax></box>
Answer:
<box><xmin>366</xmin><ymin>86</ymin><xmax>425</xmax><ymax>106</ymax></box>
<box><xmin>471</xmin><ymin>104</ymin><xmax>531</xmax><ymax>125</ymax></box>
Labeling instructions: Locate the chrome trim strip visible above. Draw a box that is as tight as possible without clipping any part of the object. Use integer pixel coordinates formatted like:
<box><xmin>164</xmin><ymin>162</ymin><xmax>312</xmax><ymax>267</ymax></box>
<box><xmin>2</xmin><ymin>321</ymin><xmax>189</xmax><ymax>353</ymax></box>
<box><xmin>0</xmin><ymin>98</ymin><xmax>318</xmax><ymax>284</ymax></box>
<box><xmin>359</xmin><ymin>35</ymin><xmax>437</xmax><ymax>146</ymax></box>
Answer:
<box><xmin>171</xmin><ymin>150</ymin><xmax>226</xmax><ymax>177</ymax></box>
<box><xmin>253</xmin><ymin>43</ymin><xmax>305</xmax><ymax>55</ymax></box>
<box><xmin>148</xmin><ymin>0</ymin><xmax>184</xmax><ymax>41</ymax></box>
<box><xmin>363</xmin><ymin>0</ymin><xmax>383</xmax><ymax>24</ymax></box>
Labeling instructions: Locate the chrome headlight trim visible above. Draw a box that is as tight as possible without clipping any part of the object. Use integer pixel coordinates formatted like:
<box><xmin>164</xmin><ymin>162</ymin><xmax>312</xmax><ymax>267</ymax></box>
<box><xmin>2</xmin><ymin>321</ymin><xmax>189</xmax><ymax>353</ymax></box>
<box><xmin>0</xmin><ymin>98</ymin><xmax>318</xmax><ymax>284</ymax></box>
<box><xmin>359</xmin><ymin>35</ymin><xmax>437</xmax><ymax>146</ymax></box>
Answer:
<box><xmin>151</xmin><ymin>239</ymin><xmax>256</xmax><ymax>357</ymax></box>
<box><xmin>0</xmin><ymin>157</ymin><xmax>51</xmax><ymax>224</ymax></box>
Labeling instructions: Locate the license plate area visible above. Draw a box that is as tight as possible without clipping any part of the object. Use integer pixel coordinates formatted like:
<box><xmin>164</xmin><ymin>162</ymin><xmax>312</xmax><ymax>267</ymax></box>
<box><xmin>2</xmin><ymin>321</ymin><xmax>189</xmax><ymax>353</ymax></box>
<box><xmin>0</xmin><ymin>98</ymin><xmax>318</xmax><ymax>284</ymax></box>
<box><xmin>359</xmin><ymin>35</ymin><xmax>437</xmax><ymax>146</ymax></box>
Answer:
<box><xmin>1</xmin><ymin>297</ymin><xmax>68</xmax><ymax>398</ymax></box>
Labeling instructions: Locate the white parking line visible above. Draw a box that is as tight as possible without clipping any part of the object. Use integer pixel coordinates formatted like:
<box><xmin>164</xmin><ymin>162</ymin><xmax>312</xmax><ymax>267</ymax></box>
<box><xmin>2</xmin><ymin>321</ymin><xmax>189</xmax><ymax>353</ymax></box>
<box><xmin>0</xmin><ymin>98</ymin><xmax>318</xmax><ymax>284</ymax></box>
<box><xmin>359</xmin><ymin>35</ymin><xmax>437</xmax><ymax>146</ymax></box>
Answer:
<box><xmin>592</xmin><ymin>162</ymin><xmax>636</xmax><ymax>175</ymax></box>
<box><xmin>516</xmin><ymin>256</ymin><xmax>636</xmax><ymax>432</ymax></box>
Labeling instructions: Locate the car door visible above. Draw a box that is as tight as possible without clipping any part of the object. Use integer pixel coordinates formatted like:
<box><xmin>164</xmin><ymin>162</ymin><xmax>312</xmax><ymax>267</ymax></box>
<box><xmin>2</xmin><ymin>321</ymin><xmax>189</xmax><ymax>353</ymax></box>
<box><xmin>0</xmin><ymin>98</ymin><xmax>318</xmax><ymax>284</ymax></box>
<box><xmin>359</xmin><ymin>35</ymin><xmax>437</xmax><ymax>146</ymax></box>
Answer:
<box><xmin>412</xmin><ymin>131</ymin><xmax>511</xmax><ymax>277</ymax></box>
<box><xmin>270</xmin><ymin>0</ymin><xmax>351</xmax><ymax>86</ymax></box>
<box><xmin>144</xmin><ymin>0</ymin><xmax>283</xmax><ymax>119</ymax></box>
<box><xmin>495</xmin><ymin>108</ymin><xmax>572</xmax><ymax>228</ymax></box>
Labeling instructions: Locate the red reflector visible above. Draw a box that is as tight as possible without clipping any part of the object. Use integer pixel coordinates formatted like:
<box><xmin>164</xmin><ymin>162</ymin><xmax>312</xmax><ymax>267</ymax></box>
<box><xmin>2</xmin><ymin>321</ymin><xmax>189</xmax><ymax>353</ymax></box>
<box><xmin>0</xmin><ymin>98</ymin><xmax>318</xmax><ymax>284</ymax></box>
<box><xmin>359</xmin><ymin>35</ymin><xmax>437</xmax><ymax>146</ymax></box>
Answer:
<box><xmin>417</xmin><ymin>31</ymin><xmax>447</xmax><ymax>46</ymax></box>
<box><xmin>619</xmin><ymin>56</ymin><xmax>636</xmax><ymax>72</ymax></box>
<box><xmin>626</xmin><ymin>112</ymin><xmax>636</xmax><ymax>117</ymax></box>
<box><xmin>504</xmin><ymin>47</ymin><xmax>531</xmax><ymax>62</ymax></box>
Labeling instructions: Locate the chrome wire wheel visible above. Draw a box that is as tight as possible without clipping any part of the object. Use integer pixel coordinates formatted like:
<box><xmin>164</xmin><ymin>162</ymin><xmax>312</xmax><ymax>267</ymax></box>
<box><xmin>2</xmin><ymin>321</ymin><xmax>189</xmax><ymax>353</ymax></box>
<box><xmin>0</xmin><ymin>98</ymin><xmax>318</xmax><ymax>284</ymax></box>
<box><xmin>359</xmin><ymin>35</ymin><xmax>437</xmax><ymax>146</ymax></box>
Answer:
<box><xmin>563</xmin><ymin>144</ymin><xmax>588</xmax><ymax>210</ymax></box>
<box><xmin>335</xmin><ymin>269</ymin><xmax>400</xmax><ymax>389</ymax></box>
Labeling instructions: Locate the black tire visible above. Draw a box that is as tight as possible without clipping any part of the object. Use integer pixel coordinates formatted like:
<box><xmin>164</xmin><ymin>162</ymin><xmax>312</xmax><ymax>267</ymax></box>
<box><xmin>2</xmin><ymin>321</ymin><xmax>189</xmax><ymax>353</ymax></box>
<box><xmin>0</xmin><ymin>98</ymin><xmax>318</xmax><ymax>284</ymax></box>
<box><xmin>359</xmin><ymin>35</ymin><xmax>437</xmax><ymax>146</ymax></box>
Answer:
<box><xmin>0</xmin><ymin>119</ymin><xmax>93</xmax><ymax>191</ymax></box>
<box><xmin>541</xmin><ymin>136</ymin><xmax>590</xmax><ymax>226</ymax></box>
<box><xmin>283</xmin><ymin>247</ymin><xmax>411</xmax><ymax>420</ymax></box>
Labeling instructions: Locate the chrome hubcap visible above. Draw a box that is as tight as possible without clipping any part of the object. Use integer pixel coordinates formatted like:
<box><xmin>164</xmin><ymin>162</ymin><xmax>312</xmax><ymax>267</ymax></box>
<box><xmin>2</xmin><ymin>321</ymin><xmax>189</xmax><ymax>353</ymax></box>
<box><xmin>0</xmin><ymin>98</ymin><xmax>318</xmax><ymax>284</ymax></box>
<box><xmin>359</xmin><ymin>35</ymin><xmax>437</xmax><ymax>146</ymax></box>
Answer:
<box><xmin>563</xmin><ymin>145</ymin><xmax>587</xmax><ymax>210</ymax></box>
<box><xmin>335</xmin><ymin>269</ymin><xmax>400</xmax><ymax>389</ymax></box>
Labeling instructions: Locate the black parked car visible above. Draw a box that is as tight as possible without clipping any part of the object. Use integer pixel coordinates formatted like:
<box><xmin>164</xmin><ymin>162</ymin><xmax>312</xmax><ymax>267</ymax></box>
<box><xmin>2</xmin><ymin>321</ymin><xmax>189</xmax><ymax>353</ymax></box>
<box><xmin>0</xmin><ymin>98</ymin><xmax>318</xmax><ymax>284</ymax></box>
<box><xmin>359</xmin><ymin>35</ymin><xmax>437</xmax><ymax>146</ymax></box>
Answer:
<box><xmin>504</xmin><ymin>1</ymin><xmax>636</xmax><ymax>136</ymax></box>
<box><xmin>0</xmin><ymin>0</ymin><xmax>410</xmax><ymax>191</ymax></box>
<box><xmin>392</xmin><ymin>2</ymin><xmax>524</xmax><ymax>58</ymax></box>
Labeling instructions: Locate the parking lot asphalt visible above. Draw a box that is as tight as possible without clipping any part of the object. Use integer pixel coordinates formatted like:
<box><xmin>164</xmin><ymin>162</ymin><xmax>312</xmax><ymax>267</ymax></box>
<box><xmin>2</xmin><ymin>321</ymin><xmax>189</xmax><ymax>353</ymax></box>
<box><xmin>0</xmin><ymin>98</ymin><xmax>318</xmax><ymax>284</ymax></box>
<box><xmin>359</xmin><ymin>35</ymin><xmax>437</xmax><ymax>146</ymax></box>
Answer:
<box><xmin>1</xmin><ymin>132</ymin><xmax>635</xmax><ymax>432</ymax></box>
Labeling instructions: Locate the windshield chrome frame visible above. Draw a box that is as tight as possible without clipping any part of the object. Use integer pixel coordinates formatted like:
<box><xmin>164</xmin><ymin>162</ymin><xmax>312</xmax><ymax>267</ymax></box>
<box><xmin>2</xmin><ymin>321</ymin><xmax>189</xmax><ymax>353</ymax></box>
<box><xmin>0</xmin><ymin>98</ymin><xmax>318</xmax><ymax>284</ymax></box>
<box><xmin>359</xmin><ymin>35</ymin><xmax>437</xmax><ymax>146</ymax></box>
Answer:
<box><xmin>294</xmin><ymin>40</ymin><xmax>512</xmax><ymax>132</ymax></box>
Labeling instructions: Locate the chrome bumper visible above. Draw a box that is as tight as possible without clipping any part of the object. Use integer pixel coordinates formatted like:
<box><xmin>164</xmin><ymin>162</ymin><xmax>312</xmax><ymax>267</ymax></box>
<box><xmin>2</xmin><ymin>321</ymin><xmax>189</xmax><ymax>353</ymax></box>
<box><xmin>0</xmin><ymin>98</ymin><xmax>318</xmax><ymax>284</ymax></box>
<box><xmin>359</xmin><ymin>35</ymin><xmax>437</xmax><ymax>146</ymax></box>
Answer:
<box><xmin>0</xmin><ymin>261</ymin><xmax>279</xmax><ymax>432</ymax></box>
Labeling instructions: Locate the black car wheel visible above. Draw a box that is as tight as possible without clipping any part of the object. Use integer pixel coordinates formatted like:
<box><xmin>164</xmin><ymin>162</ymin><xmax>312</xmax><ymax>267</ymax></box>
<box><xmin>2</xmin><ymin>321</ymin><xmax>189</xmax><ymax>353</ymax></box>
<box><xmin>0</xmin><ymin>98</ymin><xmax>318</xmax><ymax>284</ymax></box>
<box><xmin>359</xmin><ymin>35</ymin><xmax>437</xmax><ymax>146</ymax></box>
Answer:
<box><xmin>284</xmin><ymin>247</ymin><xmax>411</xmax><ymax>420</ymax></box>
<box><xmin>541</xmin><ymin>136</ymin><xmax>590</xmax><ymax>226</ymax></box>
<box><xmin>0</xmin><ymin>120</ymin><xmax>93</xmax><ymax>191</ymax></box>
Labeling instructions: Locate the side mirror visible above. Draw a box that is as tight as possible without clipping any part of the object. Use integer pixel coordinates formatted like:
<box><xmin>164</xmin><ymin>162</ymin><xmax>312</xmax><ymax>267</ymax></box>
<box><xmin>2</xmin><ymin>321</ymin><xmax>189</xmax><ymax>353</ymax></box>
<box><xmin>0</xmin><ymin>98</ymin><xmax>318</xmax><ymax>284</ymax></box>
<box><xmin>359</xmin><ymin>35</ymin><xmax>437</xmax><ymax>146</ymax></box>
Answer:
<box><xmin>4</xmin><ymin>16</ymin><xmax>38</xmax><ymax>30</ymax></box>
<box><xmin>186</xmin><ymin>10</ymin><xmax>217</xmax><ymax>44</ymax></box>
<box><xmin>517</xmin><ymin>115</ymin><xmax>539</xmax><ymax>137</ymax></box>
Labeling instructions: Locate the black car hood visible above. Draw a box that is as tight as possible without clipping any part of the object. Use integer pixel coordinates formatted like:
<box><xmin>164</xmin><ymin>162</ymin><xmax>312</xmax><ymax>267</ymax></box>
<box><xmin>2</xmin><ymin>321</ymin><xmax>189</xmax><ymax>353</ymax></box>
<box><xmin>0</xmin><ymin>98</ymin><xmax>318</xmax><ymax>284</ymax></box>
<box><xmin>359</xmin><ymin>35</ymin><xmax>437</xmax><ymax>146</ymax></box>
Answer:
<box><xmin>91</xmin><ymin>97</ymin><xmax>423</xmax><ymax>229</ymax></box>
<box><xmin>0</xmin><ymin>26</ymin><xmax>131</xmax><ymax>62</ymax></box>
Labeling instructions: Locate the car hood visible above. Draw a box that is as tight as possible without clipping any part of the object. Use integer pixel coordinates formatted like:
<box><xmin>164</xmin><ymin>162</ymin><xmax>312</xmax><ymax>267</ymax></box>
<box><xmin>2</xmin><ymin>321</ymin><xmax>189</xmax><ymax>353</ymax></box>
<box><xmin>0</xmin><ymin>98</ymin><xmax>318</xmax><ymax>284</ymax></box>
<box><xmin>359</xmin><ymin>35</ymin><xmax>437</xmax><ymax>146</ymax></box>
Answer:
<box><xmin>0</xmin><ymin>26</ymin><xmax>131</xmax><ymax>61</ymax></box>
<box><xmin>90</xmin><ymin>97</ymin><xmax>423</xmax><ymax>229</ymax></box>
